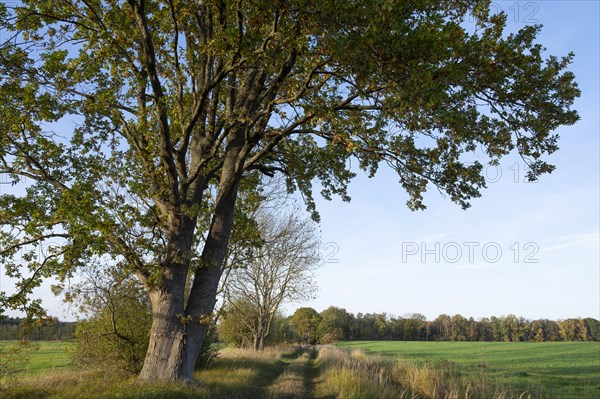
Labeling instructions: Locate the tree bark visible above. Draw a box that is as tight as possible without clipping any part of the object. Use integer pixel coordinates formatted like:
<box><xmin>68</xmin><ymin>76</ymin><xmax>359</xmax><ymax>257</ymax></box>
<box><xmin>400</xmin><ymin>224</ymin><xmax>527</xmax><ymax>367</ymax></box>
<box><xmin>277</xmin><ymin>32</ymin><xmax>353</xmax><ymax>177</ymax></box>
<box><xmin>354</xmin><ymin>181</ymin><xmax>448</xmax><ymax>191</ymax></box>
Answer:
<box><xmin>137</xmin><ymin>249</ymin><xmax>226</xmax><ymax>383</ymax></box>
<box><xmin>181</xmin><ymin>181</ymin><xmax>242</xmax><ymax>381</ymax></box>
<box><xmin>254</xmin><ymin>325</ymin><xmax>266</xmax><ymax>351</ymax></box>
<box><xmin>138</xmin><ymin>264</ymin><xmax>190</xmax><ymax>382</ymax></box>
<box><xmin>137</xmin><ymin>218</ymin><xmax>234</xmax><ymax>383</ymax></box>
<box><xmin>259</xmin><ymin>332</ymin><xmax>265</xmax><ymax>351</ymax></box>
<box><xmin>253</xmin><ymin>333</ymin><xmax>260</xmax><ymax>352</ymax></box>
<box><xmin>137</xmin><ymin>119</ymin><xmax>243</xmax><ymax>382</ymax></box>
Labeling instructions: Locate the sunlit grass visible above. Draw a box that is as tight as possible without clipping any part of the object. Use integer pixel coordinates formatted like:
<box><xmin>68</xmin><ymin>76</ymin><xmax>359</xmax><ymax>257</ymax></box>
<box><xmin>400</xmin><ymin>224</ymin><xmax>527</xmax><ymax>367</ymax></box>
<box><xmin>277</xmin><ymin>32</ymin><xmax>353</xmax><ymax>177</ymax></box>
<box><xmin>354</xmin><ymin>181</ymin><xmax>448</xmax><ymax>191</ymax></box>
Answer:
<box><xmin>0</xmin><ymin>341</ymin><xmax>74</xmax><ymax>376</ymax></box>
<box><xmin>198</xmin><ymin>346</ymin><xmax>293</xmax><ymax>398</ymax></box>
<box><xmin>1</xmin><ymin>345</ymin><xmax>307</xmax><ymax>399</ymax></box>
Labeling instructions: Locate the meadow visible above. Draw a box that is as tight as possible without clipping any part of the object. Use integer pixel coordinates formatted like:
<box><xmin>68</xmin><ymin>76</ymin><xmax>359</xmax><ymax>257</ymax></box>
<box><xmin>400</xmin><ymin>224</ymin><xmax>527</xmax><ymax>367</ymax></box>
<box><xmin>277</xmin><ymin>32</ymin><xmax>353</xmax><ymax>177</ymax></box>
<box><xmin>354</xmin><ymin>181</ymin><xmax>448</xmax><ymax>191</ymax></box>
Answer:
<box><xmin>19</xmin><ymin>341</ymin><xmax>73</xmax><ymax>375</ymax></box>
<box><xmin>337</xmin><ymin>341</ymin><xmax>600</xmax><ymax>398</ymax></box>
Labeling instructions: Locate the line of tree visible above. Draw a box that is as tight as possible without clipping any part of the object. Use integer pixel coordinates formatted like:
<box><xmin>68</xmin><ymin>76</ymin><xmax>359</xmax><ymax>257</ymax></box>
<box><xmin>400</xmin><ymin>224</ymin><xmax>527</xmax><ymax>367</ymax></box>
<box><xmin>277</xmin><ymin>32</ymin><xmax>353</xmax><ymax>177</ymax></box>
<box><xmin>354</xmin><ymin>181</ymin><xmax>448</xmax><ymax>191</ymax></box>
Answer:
<box><xmin>302</xmin><ymin>307</ymin><xmax>600</xmax><ymax>343</ymax></box>
<box><xmin>3</xmin><ymin>307</ymin><xmax>597</xmax><ymax>345</ymax></box>
<box><xmin>0</xmin><ymin>316</ymin><xmax>76</xmax><ymax>341</ymax></box>
<box><xmin>219</xmin><ymin>306</ymin><xmax>600</xmax><ymax>346</ymax></box>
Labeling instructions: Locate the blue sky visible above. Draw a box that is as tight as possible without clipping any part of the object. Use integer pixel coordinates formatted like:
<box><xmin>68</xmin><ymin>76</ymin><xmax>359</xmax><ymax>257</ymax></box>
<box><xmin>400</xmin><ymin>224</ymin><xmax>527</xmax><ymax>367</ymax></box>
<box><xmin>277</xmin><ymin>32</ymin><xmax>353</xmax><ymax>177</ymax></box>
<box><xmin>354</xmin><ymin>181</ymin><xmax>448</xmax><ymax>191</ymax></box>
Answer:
<box><xmin>1</xmin><ymin>1</ymin><xmax>598</xmax><ymax>322</ymax></box>
<box><xmin>298</xmin><ymin>1</ymin><xmax>600</xmax><ymax>320</ymax></box>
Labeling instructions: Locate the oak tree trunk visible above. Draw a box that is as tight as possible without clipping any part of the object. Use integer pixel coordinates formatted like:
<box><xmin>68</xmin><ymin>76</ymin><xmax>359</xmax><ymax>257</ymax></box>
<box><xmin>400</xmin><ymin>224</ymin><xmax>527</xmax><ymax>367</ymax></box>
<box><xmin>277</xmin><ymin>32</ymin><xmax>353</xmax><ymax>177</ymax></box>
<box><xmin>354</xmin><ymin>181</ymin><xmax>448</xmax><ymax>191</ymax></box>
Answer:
<box><xmin>137</xmin><ymin>263</ymin><xmax>195</xmax><ymax>382</ymax></box>
<box><xmin>137</xmin><ymin>120</ymin><xmax>243</xmax><ymax>382</ymax></box>
<box><xmin>254</xmin><ymin>327</ymin><xmax>266</xmax><ymax>351</ymax></box>
<box><xmin>259</xmin><ymin>333</ymin><xmax>266</xmax><ymax>351</ymax></box>
<box><xmin>137</xmin><ymin>246</ymin><xmax>227</xmax><ymax>382</ymax></box>
<box><xmin>137</xmin><ymin>238</ymin><xmax>229</xmax><ymax>382</ymax></box>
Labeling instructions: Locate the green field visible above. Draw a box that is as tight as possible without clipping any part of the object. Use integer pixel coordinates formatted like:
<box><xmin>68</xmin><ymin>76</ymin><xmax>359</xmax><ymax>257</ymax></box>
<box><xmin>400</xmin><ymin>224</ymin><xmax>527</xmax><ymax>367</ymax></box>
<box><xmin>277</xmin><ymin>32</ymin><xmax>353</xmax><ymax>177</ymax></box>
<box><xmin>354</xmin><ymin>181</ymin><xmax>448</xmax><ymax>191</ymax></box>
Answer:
<box><xmin>1</xmin><ymin>341</ymin><xmax>73</xmax><ymax>375</ymax></box>
<box><xmin>337</xmin><ymin>341</ymin><xmax>600</xmax><ymax>398</ymax></box>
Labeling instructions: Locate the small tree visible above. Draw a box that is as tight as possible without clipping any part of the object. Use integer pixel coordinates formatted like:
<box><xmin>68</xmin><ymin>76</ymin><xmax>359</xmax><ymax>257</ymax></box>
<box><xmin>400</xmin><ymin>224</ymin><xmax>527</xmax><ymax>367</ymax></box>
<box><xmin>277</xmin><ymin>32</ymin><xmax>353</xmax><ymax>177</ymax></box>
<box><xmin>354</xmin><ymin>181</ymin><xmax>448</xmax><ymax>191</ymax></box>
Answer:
<box><xmin>71</xmin><ymin>268</ymin><xmax>152</xmax><ymax>374</ymax></box>
<box><xmin>268</xmin><ymin>314</ymin><xmax>294</xmax><ymax>346</ymax></box>
<box><xmin>226</xmin><ymin>209</ymin><xmax>319</xmax><ymax>350</ymax></box>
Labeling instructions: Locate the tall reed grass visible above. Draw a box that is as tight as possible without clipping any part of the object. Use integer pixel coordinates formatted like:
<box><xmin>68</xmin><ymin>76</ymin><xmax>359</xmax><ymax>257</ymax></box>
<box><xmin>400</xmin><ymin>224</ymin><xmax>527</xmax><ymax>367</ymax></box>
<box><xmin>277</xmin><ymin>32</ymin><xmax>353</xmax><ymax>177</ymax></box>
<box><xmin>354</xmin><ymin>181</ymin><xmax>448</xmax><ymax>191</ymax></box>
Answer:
<box><xmin>315</xmin><ymin>345</ymin><xmax>533</xmax><ymax>399</ymax></box>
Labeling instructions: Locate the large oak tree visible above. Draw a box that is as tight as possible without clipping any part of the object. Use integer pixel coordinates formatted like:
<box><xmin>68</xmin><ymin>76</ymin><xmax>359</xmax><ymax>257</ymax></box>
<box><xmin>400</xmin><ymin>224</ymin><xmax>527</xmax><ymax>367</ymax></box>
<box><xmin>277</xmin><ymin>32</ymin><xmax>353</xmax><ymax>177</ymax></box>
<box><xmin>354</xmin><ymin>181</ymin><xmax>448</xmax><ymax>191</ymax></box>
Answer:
<box><xmin>0</xmin><ymin>0</ymin><xmax>579</xmax><ymax>382</ymax></box>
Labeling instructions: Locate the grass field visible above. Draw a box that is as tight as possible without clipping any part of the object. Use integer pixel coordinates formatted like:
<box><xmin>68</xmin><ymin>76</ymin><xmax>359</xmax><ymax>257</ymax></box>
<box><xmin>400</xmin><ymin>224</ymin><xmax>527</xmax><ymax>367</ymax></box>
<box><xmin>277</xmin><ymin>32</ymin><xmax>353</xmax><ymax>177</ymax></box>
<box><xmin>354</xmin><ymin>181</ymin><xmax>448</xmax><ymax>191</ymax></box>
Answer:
<box><xmin>0</xmin><ymin>341</ymin><xmax>73</xmax><ymax>375</ymax></box>
<box><xmin>337</xmin><ymin>341</ymin><xmax>600</xmax><ymax>398</ymax></box>
<box><xmin>26</xmin><ymin>341</ymin><xmax>73</xmax><ymax>375</ymax></box>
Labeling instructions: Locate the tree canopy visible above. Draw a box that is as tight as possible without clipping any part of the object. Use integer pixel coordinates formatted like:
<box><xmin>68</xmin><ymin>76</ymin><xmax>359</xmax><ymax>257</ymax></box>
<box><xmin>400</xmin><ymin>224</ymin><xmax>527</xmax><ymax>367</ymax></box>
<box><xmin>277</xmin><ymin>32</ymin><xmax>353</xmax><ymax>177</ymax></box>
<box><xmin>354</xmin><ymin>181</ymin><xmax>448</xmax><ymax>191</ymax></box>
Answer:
<box><xmin>0</xmin><ymin>0</ymin><xmax>579</xmax><ymax>382</ymax></box>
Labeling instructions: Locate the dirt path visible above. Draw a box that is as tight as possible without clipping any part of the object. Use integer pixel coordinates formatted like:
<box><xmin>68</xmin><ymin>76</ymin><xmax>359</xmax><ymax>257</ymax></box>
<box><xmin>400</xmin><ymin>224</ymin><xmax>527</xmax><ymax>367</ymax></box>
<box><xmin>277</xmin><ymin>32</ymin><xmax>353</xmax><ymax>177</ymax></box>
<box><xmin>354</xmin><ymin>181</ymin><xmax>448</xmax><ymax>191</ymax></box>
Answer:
<box><xmin>303</xmin><ymin>347</ymin><xmax>319</xmax><ymax>398</ymax></box>
<box><xmin>267</xmin><ymin>347</ymin><xmax>319</xmax><ymax>399</ymax></box>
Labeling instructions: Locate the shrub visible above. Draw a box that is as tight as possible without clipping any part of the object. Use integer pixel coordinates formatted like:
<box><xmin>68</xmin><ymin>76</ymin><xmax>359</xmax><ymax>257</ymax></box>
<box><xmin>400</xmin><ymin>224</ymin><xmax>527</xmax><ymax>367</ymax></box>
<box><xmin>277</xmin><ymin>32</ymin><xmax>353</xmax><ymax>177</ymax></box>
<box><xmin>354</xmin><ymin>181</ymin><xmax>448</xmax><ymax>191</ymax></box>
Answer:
<box><xmin>72</xmin><ymin>279</ymin><xmax>151</xmax><ymax>374</ymax></box>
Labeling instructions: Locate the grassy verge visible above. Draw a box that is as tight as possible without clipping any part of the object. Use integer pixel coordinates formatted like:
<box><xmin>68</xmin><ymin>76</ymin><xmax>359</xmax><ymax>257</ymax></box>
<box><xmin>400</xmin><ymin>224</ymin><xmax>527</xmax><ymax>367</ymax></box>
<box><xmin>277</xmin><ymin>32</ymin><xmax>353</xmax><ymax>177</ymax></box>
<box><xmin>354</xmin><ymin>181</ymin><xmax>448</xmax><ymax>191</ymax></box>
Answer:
<box><xmin>315</xmin><ymin>345</ymin><xmax>538</xmax><ymax>399</ymax></box>
<box><xmin>315</xmin><ymin>346</ymin><xmax>402</xmax><ymax>399</ymax></box>
<box><xmin>1</xmin><ymin>370</ymin><xmax>211</xmax><ymax>399</ymax></box>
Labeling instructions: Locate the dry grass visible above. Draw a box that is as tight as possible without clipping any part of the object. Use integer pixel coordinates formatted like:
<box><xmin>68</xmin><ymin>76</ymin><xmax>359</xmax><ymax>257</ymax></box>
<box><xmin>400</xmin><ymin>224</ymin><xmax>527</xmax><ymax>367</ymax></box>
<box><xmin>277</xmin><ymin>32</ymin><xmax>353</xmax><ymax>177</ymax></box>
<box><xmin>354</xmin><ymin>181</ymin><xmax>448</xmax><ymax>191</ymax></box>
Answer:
<box><xmin>315</xmin><ymin>345</ymin><xmax>404</xmax><ymax>399</ymax></box>
<box><xmin>391</xmin><ymin>358</ymin><xmax>536</xmax><ymax>399</ymax></box>
<box><xmin>0</xmin><ymin>368</ymin><xmax>211</xmax><ymax>399</ymax></box>
<box><xmin>314</xmin><ymin>345</ymin><xmax>534</xmax><ymax>399</ymax></box>
<box><xmin>217</xmin><ymin>346</ymin><xmax>290</xmax><ymax>361</ymax></box>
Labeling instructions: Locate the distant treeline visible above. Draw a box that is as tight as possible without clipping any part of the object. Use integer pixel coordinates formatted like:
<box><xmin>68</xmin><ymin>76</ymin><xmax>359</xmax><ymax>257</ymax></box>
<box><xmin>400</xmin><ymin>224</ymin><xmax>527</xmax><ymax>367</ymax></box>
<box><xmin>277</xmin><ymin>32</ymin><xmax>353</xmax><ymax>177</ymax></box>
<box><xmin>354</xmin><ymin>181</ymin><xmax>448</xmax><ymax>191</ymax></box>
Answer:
<box><xmin>2</xmin><ymin>311</ymin><xmax>599</xmax><ymax>343</ymax></box>
<box><xmin>309</xmin><ymin>307</ymin><xmax>600</xmax><ymax>343</ymax></box>
<box><xmin>0</xmin><ymin>317</ymin><xmax>76</xmax><ymax>341</ymax></box>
